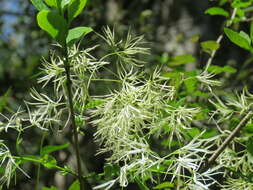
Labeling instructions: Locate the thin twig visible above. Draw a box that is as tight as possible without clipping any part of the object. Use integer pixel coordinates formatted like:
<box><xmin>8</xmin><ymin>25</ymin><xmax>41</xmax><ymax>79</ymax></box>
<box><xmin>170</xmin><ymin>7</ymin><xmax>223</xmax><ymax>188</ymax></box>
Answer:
<box><xmin>204</xmin><ymin>8</ymin><xmax>237</xmax><ymax>71</ymax></box>
<box><xmin>62</xmin><ymin>46</ymin><xmax>92</xmax><ymax>190</ymax></box>
<box><xmin>199</xmin><ymin>111</ymin><xmax>252</xmax><ymax>173</ymax></box>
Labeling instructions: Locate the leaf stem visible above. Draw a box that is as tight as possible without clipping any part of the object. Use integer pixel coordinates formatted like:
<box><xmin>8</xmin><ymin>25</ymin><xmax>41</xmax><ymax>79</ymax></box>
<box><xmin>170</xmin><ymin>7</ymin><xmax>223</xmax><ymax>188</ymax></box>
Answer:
<box><xmin>35</xmin><ymin>131</ymin><xmax>47</xmax><ymax>190</ymax></box>
<box><xmin>62</xmin><ymin>46</ymin><xmax>92</xmax><ymax>190</ymax></box>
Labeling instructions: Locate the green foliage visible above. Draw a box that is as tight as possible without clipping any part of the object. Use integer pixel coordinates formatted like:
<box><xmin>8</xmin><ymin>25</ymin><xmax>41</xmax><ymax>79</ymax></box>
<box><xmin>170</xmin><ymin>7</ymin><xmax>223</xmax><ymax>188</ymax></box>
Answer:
<box><xmin>167</xmin><ymin>54</ymin><xmax>196</xmax><ymax>66</ymax></box>
<box><xmin>201</xmin><ymin>40</ymin><xmax>220</xmax><ymax>54</ymax></box>
<box><xmin>68</xmin><ymin>180</ymin><xmax>80</xmax><ymax>190</ymax></box>
<box><xmin>207</xmin><ymin>65</ymin><xmax>237</xmax><ymax>74</ymax></box>
<box><xmin>224</xmin><ymin>27</ymin><xmax>252</xmax><ymax>50</ymax></box>
<box><xmin>246</xmin><ymin>137</ymin><xmax>253</xmax><ymax>156</ymax></box>
<box><xmin>66</xmin><ymin>27</ymin><xmax>93</xmax><ymax>47</ymax></box>
<box><xmin>37</xmin><ymin>10</ymin><xmax>68</xmax><ymax>45</ymax></box>
<box><xmin>154</xmin><ymin>182</ymin><xmax>174</xmax><ymax>189</ymax></box>
<box><xmin>40</xmin><ymin>143</ymin><xmax>70</xmax><ymax>156</ymax></box>
<box><xmin>205</xmin><ymin>7</ymin><xmax>229</xmax><ymax>17</ymax></box>
<box><xmin>68</xmin><ymin>0</ymin><xmax>88</xmax><ymax>23</ymax></box>
<box><xmin>30</xmin><ymin>0</ymin><xmax>49</xmax><ymax>11</ymax></box>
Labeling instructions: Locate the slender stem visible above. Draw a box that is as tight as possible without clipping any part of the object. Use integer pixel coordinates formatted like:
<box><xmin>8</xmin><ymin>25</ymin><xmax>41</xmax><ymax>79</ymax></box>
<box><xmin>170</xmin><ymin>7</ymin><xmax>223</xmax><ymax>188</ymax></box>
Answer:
<box><xmin>91</xmin><ymin>78</ymin><xmax>122</xmax><ymax>83</ymax></box>
<box><xmin>204</xmin><ymin>8</ymin><xmax>237</xmax><ymax>71</ymax></box>
<box><xmin>35</xmin><ymin>131</ymin><xmax>47</xmax><ymax>190</ymax></box>
<box><xmin>199</xmin><ymin>111</ymin><xmax>252</xmax><ymax>173</ymax></box>
<box><xmin>62</xmin><ymin>46</ymin><xmax>91</xmax><ymax>190</ymax></box>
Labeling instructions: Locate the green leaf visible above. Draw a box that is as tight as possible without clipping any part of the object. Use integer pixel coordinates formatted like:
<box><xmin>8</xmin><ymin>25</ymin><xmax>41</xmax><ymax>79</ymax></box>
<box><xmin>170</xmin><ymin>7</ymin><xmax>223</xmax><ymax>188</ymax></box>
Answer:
<box><xmin>184</xmin><ymin>77</ymin><xmax>198</xmax><ymax>93</ymax></box>
<box><xmin>61</xmin><ymin>0</ymin><xmax>71</xmax><ymax>10</ymax></box>
<box><xmin>207</xmin><ymin>65</ymin><xmax>237</xmax><ymax>74</ymax></box>
<box><xmin>200</xmin><ymin>40</ymin><xmax>220</xmax><ymax>54</ymax></box>
<box><xmin>37</xmin><ymin>10</ymin><xmax>68</xmax><ymax>45</ymax></box>
<box><xmin>42</xmin><ymin>186</ymin><xmax>58</xmax><ymax>190</ymax></box>
<box><xmin>68</xmin><ymin>180</ymin><xmax>80</xmax><ymax>190</ymax></box>
<box><xmin>135</xmin><ymin>178</ymin><xmax>150</xmax><ymax>190</ymax></box>
<box><xmin>0</xmin><ymin>88</ymin><xmax>11</xmax><ymax>112</ymax></box>
<box><xmin>224</xmin><ymin>28</ymin><xmax>252</xmax><ymax>50</ymax></box>
<box><xmin>44</xmin><ymin>0</ymin><xmax>57</xmax><ymax>7</ymax></box>
<box><xmin>239</xmin><ymin>31</ymin><xmax>251</xmax><ymax>45</ymax></box>
<box><xmin>202</xmin><ymin>128</ymin><xmax>219</xmax><ymax>139</ymax></box>
<box><xmin>44</xmin><ymin>0</ymin><xmax>62</xmax><ymax>12</ymax></box>
<box><xmin>42</xmin><ymin>155</ymin><xmax>57</xmax><ymax>169</ymax></box>
<box><xmin>205</xmin><ymin>7</ymin><xmax>229</xmax><ymax>17</ymax></box>
<box><xmin>223</xmin><ymin>65</ymin><xmax>237</xmax><ymax>73</ymax></box>
<box><xmin>68</xmin><ymin>0</ymin><xmax>88</xmax><ymax>23</ymax></box>
<box><xmin>187</xmin><ymin>128</ymin><xmax>201</xmax><ymax>138</ymax></box>
<box><xmin>30</xmin><ymin>0</ymin><xmax>49</xmax><ymax>11</ymax></box>
<box><xmin>103</xmin><ymin>164</ymin><xmax>120</xmax><ymax>179</ymax></box>
<box><xmin>66</xmin><ymin>26</ymin><xmax>93</xmax><ymax>46</ymax></box>
<box><xmin>154</xmin><ymin>182</ymin><xmax>174</xmax><ymax>189</ymax></box>
<box><xmin>232</xmin><ymin>0</ymin><xmax>252</xmax><ymax>8</ymax></box>
<box><xmin>41</xmin><ymin>143</ymin><xmax>70</xmax><ymax>156</ymax></box>
<box><xmin>250</xmin><ymin>21</ymin><xmax>253</xmax><ymax>42</ymax></box>
<box><xmin>167</xmin><ymin>54</ymin><xmax>196</xmax><ymax>66</ymax></box>
<box><xmin>247</xmin><ymin>137</ymin><xmax>253</xmax><ymax>156</ymax></box>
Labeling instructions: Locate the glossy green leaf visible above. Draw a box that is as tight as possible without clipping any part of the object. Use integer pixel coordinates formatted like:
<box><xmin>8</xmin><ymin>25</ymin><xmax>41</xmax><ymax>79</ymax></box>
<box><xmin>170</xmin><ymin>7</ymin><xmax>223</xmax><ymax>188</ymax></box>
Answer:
<box><xmin>68</xmin><ymin>0</ymin><xmax>88</xmax><ymax>23</ymax></box>
<box><xmin>61</xmin><ymin>0</ymin><xmax>71</xmax><ymax>9</ymax></box>
<box><xmin>205</xmin><ymin>7</ymin><xmax>229</xmax><ymax>17</ymax></box>
<box><xmin>167</xmin><ymin>54</ymin><xmax>196</xmax><ymax>66</ymax></box>
<box><xmin>224</xmin><ymin>28</ymin><xmax>252</xmax><ymax>50</ymax></box>
<box><xmin>66</xmin><ymin>26</ymin><xmax>93</xmax><ymax>46</ymax></box>
<box><xmin>207</xmin><ymin>65</ymin><xmax>237</xmax><ymax>74</ymax></box>
<box><xmin>202</xmin><ymin>128</ymin><xmax>219</xmax><ymax>139</ymax></box>
<box><xmin>247</xmin><ymin>137</ymin><xmax>253</xmax><ymax>156</ymax></box>
<box><xmin>223</xmin><ymin>65</ymin><xmax>237</xmax><ymax>73</ymax></box>
<box><xmin>68</xmin><ymin>180</ymin><xmax>80</xmax><ymax>190</ymax></box>
<box><xmin>41</xmin><ymin>143</ymin><xmax>70</xmax><ymax>156</ymax></box>
<box><xmin>187</xmin><ymin>128</ymin><xmax>201</xmax><ymax>139</ymax></box>
<box><xmin>184</xmin><ymin>77</ymin><xmax>198</xmax><ymax>93</ymax></box>
<box><xmin>232</xmin><ymin>0</ymin><xmax>251</xmax><ymax>8</ymax></box>
<box><xmin>250</xmin><ymin>21</ymin><xmax>253</xmax><ymax>41</ymax></box>
<box><xmin>44</xmin><ymin>0</ymin><xmax>57</xmax><ymax>7</ymax></box>
<box><xmin>42</xmin><ymin>155</ymin><xmax>57</xmax><ymax>169</ymax></box>
<box><xmin>200</xmin><ymin>40</ymin><xmax>220</xmax><ymax>54</ymax></box>
<box><xmin>239</xmin><ymin>31</ymin><xmax>251</xmax><ymax>45</ymax></box>
<box><xmin>30</xmin><ymin>0</ymin><xmax>49</xmax><ymax>11</ymax></box>
<box><xmin>154</xmin><ymin>182</ymin><xmax>174</xmax><ymax>189</ymax></box>
<box><xmin>37</xmin><ymin>10</ymin><xmax>68</xmax><ymax>45</ymax></box>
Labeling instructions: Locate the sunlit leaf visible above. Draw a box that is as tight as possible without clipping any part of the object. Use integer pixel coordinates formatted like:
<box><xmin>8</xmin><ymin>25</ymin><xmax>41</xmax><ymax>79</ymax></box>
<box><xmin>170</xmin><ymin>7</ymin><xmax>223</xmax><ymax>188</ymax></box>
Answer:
<box><xmin>30</xmin><ymin>0</ymin><xmax>49</xmax><ymax>11</ymax></box>
<box><xmin>37</xmin><ymin>10</ymin><xmax>68</xmax><ymax>45</ymax></box>
<box><xmin>205</xmin><ymin>7</ymin><xmax>229</xmax><ymax>17</ymax></box>
<box><xmin>224</xmin><ymin>28</ymin><xmax>252</xmax><ymax>50</ymax></box>
<box><xmin>201</xmin><ymin>40</ymin><xmax>220</xmax><ymax>54</ymax></box>
<box><xmin>246</xmin><ymin>137</ymin><xmax>253</xmax><ymax>156</ymax></box>
<box><xmin>66</xmin><ymin>26</ymin><xmax>93</xmax><ymax>47</ymax></box>
<box><xmin>167</xmin><ymin>54</ymin><xmax>196</xmax><ymax>66</ymax></box>
<box><xmin>68</xmin><ymin>180</ymin><xmax>80</xmax><ymax>190</ymax></box>
<box><xmin>154</xmin><ymin>182</ymin><xmax>174</xmax><ymax>189</ymax></box>
<box><xmin>41</xmin><ymin>143</ymin><xmax>70</xmax><ymax>156</ymax></box>
<box><xmin>68</xmin><ymin>0</ymin><xmax>88</xmax><ymax>23</ymax></box>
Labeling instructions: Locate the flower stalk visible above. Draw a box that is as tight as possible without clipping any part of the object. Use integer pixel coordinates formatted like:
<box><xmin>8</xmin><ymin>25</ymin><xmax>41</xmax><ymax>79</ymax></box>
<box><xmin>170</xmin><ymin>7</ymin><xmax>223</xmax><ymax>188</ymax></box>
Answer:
<box><xmin>62</xmin><ymin>45</ymin><xmax>91</xmax><ymax>190</ymax></box>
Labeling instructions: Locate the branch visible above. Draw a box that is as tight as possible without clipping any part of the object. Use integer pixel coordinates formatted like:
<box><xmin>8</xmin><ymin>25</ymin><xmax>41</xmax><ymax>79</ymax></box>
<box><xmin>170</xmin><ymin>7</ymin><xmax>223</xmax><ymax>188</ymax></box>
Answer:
<box><xmin>199</xmin><ymin>111</ymin><xmax>252</xmax><ymax>173</ymax></box>
<box><xmin>62</xmin><ymin>47</ymin><xmax>92</xmax><ymax>190</ymax></box>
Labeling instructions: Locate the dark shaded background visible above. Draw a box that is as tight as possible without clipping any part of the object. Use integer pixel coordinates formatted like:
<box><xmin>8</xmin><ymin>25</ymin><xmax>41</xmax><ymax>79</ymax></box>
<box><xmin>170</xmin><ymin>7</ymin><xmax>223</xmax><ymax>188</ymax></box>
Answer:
<box><xmin>0</xmin><ymin>0</ymin><xmax>252</xmax><ymax>189</ymax></box>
